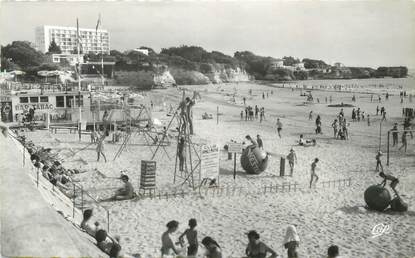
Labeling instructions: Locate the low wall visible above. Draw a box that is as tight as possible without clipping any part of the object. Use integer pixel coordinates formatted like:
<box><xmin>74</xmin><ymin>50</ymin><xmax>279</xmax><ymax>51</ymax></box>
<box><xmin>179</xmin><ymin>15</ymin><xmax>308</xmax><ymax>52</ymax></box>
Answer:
<box><xmin>0</xmin><ymin>133</ymin><xmax>104</xmax><ymax>257</ymax></box>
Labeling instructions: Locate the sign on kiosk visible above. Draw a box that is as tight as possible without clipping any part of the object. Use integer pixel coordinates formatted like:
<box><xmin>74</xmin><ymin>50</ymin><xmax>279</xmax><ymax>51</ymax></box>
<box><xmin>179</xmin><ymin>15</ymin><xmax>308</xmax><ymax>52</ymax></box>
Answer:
<box><xmin>227</xmin><ymin>142</ymin><xmax>243</xmax><ymax>153</ymax></box>
<box><xmin>200</xmin><ymin>144</ymin><xmax>220</xmax><ymax>181</ymax></box>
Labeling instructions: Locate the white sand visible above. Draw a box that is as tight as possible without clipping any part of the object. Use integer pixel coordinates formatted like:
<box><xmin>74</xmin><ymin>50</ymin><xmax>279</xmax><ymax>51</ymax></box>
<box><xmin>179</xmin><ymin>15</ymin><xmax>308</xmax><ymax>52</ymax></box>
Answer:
<box><xmin>25</xmin><ymin>82</ymin><xmax>415</xmax><ymax>258</ymax></box>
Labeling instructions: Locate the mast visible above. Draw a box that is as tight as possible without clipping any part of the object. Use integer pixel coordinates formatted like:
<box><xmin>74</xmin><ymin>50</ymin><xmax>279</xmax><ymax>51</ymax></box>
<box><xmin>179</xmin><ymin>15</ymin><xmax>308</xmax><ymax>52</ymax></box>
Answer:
<box><xmin>96</xmin><ymin>13</ymin><xmax>104</xmax><ymax>88</ymax></box>
<box><xmin>77</xmin><ymin>18</ymin><xmax>82</xmax><ymax>141</ymax></box>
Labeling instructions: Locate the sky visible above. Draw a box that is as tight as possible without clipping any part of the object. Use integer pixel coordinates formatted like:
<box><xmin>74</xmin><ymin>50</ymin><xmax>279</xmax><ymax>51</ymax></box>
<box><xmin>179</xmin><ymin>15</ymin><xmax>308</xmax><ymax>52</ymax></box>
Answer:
<box><xmin>0</xmin><ymin>0</ymin><xmax>414</xmax><ymax>68</ymax></box>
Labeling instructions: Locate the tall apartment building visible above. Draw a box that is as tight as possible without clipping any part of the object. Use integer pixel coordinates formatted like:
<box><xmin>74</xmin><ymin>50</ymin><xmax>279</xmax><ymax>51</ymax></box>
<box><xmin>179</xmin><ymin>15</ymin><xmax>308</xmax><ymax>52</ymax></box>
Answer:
<box><xmin>35</xmin><ymin>25</ymin><xmax>110</xmax><ymax>55</ymax></box>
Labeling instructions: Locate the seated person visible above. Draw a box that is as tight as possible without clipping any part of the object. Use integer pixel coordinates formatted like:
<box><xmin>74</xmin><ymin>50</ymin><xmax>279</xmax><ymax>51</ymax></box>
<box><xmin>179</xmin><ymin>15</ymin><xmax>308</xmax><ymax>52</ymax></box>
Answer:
<box><xmin>245</xmin><ymin>135</ymin><xmax>257</xmax><ymax>148</ymax></box>
<box><xmin>95</xmin><ymin>229</ymin><xmax>121</xmax><ymax>258</ymax></box>
<box><xmin>50</xmin><ymin>173</ymin><xmax>75</xmax><ymax>197</ymax></box>
<box><xmin>101</xmin><ymin>175</ymin><xmax>135</xmax><ymax>202</ymax></box>
<box><xmin>41</xmin><ymin>165</ymin><xmax>53</xmax><ymax>180</ymax></box>
<box><xmin>80</xmin><ymin>209</ymin><xmax>100</xmax><ymax>237</ymax></box>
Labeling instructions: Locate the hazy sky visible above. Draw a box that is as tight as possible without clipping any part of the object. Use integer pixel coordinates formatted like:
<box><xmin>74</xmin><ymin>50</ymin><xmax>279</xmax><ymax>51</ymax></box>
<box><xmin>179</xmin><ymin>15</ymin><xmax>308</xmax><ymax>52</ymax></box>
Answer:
<box><xmin>1</xmin><ymin>1</ymin><xmax>414</xmax><ymax>68</ymax></box>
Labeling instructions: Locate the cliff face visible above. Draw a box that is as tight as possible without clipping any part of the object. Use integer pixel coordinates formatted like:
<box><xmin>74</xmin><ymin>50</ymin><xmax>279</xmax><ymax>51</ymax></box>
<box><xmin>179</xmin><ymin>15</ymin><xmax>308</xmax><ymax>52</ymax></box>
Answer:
<box><xmin>169</xmin><ymin>68</ymin><xmax>211</xmax><ymax>85</ymax></box>
<box><xmin>114</xmin><ymin>70</ymin><xmax>176</xmax><ymax>89</ymax></box>
<box><xmin>204</xmin><ymin>65</ymin><xmax>251</xmax><ymax>83</ymax></box>
<box><xmin>114</xmin><ymin>64</ymin><xmax>251</xmax><ymax>88</ymax></box>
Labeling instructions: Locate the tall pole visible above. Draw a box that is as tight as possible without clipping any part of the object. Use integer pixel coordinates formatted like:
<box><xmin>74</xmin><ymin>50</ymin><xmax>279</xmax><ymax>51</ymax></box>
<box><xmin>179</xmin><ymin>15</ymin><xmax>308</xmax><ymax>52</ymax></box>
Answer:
<box><xmin>77</xmin><ymin>18</ymin><xmax>82</xmax><ymax>141</ymax></box>
<box><xmin>387</xmin><ymin>130</ymin><xmax>390</xmax><ymax>166</ymax></box>
<box><xmin>378</xmin><ymin>119</ymin><xmax>383</xmax><ymax>151</ymax></box>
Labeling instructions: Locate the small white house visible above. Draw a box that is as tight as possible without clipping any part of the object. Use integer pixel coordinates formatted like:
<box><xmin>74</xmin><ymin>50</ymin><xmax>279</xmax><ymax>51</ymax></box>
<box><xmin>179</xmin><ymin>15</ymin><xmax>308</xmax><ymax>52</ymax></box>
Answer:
<box><xmin>133</xmin><ymin>48</ymin><xmax>149</xmax><ymax>56</ymax></box>
<box><xmin>269</xmin><ymin>59</ymin><xmax>284</xmax><ymax>69</ymax></box>
<box><xmin>294</xmin><ymin>62</ymin><xmax>305</xmax><ymax>70</ymax></box>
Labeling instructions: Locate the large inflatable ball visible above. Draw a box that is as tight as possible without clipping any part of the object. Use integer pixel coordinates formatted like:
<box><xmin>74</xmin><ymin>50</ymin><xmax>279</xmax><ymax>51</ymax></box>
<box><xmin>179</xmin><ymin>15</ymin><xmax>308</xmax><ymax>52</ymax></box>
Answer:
<box><xmin>390</xmin><ymin>197</ymin><xmax>408</xmax><ymax>212</ymax></box>
<box><xmin>240</xmin><ymin>146</ymin><xmax>269</xmax><ymax>174</ymax></box>
<box><xmin>364</xmin><ymin>185</ymin><xmax>392</xmax><ymax>211</ymax></box>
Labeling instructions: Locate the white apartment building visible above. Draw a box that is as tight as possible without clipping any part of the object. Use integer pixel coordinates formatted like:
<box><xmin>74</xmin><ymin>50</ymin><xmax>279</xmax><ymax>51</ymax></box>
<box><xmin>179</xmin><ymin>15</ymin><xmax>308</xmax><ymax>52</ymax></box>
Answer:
<box><xmin>35</xmin><ymin>25</ymin><xmax>110</xmax><ymax>55</ymax></box>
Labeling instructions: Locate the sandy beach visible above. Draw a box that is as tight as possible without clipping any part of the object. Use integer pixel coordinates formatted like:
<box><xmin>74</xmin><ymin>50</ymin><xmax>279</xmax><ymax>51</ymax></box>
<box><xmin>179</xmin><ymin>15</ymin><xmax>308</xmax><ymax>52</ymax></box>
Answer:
<box><xmin>24</xmin><ymin>81</ymin><xmax>415</xmax><ymax>258</ymax></box>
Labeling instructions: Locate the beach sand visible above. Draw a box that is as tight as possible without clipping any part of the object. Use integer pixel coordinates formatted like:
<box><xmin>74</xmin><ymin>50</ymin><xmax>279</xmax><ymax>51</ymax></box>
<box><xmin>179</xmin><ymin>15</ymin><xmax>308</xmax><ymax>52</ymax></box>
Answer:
<box><xmin>24</xmin><ymin>82</ymin><xmax>415</xmax><ymax>258</ymax></box>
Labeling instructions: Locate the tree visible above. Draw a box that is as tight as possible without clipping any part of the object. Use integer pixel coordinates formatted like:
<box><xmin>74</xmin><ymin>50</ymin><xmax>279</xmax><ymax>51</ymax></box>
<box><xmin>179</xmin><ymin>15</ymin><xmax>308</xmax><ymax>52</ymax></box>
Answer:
<box><xmin>283</xmin><ymin>56</ymin><xmax>300</xmax><ymax>66</ymax></box>
<box><xmin>302</xmin><ymin>58</ymin><xmax>328</xmax><ymax>69</ymax></box>
<box><xmin>48</xmin><ymin>40</ymin><xmax>62</xmax><ymax>54</ymax></box>
<box><xmin>1</xmin><ymin>56</ymin><xmax>21</xmax><ymax>71</ymax></box>
<box><xmin>1</xmin><ymin>41</ymin><xmax>45</xmax><ymax>70</ymax></box>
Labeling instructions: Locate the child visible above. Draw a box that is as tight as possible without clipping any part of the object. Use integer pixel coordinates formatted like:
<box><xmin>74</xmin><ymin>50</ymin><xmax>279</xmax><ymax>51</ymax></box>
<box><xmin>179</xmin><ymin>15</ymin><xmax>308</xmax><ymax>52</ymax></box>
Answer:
<box><xmin>310</xmin><ymin>158</ymin><xmax>319</xmax><ymax>188</ymax></box>
<box><xmin>202</xmin><ymin>237</ymin><xmax>222</xmax><ymax>258</ymax></box>
<box><xmin>375</xmin><ymin>151</ymin><xmax>383</xmax><ymax>172</ymax></box>
<box><xmin>286</xmin><ymin>149</ymin><xmax>297</xmax><ymax>176</ymax></box>
<box><xmin>179</xmin><ymin>219</ymin><xmax>198</xmax><ymax>256</ymax></box>
<box><xmin>379</xmin><ymin>172</ymin><xmax>399</xmax><ymax>194</ymax></box>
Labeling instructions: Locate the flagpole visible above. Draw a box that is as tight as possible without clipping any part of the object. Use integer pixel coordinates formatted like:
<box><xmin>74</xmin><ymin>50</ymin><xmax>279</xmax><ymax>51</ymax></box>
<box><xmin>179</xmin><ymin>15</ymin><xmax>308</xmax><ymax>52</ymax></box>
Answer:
<box><xmin>96</xmin><ymin>13</ymin><xmax>104</xmax><ymax>89</ymax></box>
<box><xmin>77</xmin><ymin>18</ymin><xmax>82</xmax><ymax>141</ymax></box>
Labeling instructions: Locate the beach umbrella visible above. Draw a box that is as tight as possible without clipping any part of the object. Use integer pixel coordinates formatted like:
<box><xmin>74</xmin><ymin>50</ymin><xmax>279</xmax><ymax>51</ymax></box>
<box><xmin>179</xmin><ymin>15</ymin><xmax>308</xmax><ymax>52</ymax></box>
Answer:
<box><xmin>9</xmin><ymin>70</ymin><xmax>25</xmax><ymax>82</ymax></box>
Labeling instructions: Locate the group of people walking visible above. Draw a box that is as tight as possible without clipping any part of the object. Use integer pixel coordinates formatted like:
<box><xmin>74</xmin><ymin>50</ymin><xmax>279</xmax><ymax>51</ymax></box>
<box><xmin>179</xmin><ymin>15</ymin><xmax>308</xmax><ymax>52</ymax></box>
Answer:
<box><xmin>241</xmin><ymin>105</ymin><xmax>266</xmax><ymax>122</ymax></box>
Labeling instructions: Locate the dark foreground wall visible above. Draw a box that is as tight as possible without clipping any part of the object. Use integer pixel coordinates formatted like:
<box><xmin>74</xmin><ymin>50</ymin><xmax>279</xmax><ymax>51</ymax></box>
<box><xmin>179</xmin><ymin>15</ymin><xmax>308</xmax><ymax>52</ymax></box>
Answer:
<box><xmin>0</xmin><ymin>133</ymin><xmax>104</xmax><ymax>257</ymax></box>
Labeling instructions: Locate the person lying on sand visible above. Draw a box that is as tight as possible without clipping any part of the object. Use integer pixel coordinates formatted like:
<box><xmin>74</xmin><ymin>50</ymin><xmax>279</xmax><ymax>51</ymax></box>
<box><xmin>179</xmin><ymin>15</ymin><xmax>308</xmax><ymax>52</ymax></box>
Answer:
<box><xmin>298</xmin><ymin>134</ymin><xmax>316</xmax><ymax>147</ymax></box>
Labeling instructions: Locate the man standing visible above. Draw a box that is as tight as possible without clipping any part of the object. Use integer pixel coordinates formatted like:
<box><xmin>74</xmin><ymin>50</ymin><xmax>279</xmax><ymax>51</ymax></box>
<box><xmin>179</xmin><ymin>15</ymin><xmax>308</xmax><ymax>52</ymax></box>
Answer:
<box><xmin>392</xmin><ymin>123</ymin><xmax>399</xmax><ymax>146</ymax></box>
<box><xmin>286</xmin><ymin>149</ymin><xmax>297</xmax><ymax>176</ymax></box>
<box><xmin>96</xmin><ymin>132</ymin><xmax>107</xmax><ymax>162</ymax></box>
<box><xmin>399</xmin><ymin>132</ymin><xmax>408</xmax><ymax>152</ymax></box>
<box><xmin>185</xmin><ymin>97</ymin><xmax>196</xmax><ymax>135</ymax></box>
<box><xmin>310</xmin><ymin>158</ymin><xmax>319</xmax><ymax>188</ymax></box>
<box><xmin>178</xmin><ymin>137</ymin><xmax>185</xmax><ymax>172</ymax></box>
<box><xmin>276</xmin><ymin>118</ymin><xmax>283</xmax><ymax>138</ymax></box>
<box><xmin>308</xmin><ymin>111</ymin><xmax>313</xmax><ymax>120</ymax></box>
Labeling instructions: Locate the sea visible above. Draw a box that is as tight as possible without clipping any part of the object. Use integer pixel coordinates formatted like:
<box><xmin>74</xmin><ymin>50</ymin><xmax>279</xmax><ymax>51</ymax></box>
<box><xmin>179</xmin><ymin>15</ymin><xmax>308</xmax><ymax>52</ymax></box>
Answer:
<box><xmin>272</xmin><ymin>77</ymin><xmax>415</xmax><ymax>95</ymax></box>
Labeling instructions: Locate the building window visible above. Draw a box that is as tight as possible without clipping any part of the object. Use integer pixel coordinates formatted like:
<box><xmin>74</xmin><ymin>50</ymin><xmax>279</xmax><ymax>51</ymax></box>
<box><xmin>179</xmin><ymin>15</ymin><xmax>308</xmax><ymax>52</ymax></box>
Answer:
<box><xmin>75</xmin><ymin>95</ymin><xmax>84</xmax><ymax>107</ymax></box>
<box><xmin>20</xmin><ymin>97</ymin><xmax>28</xmax><ymax>103</ymax></box>
<box><xmin>56</xmin><ymin>96</ymin><xmax>65</xmax><ymax>107</ymax></box>
<box><xmin>66</xmin><ymin>96</ymin><xmax>74</xmax><ymax>108</ymax></box>
<box><xmin>40</xmin><ymin>96</ymin><xmax>49</xmax><ymax>102</ymax></box>
<box><xmin>30</xmin><ymin>97</ymin><xmax>39</xmax><ymax>103</ymax></box>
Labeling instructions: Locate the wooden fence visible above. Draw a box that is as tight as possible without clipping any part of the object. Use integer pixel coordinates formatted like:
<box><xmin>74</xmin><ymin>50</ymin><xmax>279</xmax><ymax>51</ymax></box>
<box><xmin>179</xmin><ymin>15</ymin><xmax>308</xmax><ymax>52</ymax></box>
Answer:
<box><xmin>138</xmin><ymin>178</ymin><xmax>352</xmax><ymax>201</ymax></box>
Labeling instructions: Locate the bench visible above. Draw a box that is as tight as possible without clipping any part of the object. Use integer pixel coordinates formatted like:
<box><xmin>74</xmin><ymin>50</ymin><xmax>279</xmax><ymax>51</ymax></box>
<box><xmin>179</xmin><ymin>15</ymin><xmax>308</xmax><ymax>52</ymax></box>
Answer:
<box><xmin>50</xmin><ymin>126</ymin><xmax>78</xmax><ymax>134</ymax></box>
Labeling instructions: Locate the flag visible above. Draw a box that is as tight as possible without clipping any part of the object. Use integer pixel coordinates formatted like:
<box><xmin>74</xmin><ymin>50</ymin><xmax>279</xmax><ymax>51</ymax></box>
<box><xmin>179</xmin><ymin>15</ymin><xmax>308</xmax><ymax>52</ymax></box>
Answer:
<box><xmin>95</xmin><ymin>14</ymin><xmax>101</xmax><ymax>35</ymax></box>
<box><xmin>76</xmin><ymin>18</ymin><xmax>84</xmax><ymax>54</ymax></box>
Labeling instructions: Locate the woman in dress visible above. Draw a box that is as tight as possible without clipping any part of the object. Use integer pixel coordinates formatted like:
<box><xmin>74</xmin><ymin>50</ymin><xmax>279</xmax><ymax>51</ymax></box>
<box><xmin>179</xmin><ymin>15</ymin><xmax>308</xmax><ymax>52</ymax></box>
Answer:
<box><xmin>283</xmin><ymin>225</ymin><xmax>300</xmax><ymax>258</ymax></box>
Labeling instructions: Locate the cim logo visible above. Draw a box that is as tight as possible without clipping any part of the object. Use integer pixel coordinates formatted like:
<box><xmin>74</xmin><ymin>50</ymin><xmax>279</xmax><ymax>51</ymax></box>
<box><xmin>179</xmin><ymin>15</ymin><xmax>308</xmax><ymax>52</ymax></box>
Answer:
<box><xmin>15</xmin><ymin>103</ymin><xmax>54</xmax><ymax>111</ymax></box>
<box><xmin>371</xmin><ymin>223</ymin><xmax>392</xmax><ymax>238</ymax></box>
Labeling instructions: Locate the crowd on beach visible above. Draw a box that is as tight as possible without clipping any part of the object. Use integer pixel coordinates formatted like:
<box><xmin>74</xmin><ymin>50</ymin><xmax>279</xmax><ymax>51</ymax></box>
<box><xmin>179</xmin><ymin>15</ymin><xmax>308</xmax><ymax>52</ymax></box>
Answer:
<box><xmin>3</xmin><ymin>82</ymin><xmax>414</xmax><ymax>258</ymax></box>
<box><xmin>156</xmin><ymin>218</ymin><xmax>345</xmax><ymax>258</ymax></box>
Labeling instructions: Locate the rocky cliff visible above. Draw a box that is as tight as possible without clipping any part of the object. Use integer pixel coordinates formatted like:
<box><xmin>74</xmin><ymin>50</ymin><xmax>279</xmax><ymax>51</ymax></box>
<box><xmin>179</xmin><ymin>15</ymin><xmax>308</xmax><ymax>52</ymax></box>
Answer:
<box><xmin>114</xmin><ymin>65</ymin><xmax>250</xmax><ymax>88</ymax></box>
<box><xmin>204</xmin><ymin>65</ymin><xmax>251</xmax><ymax>84</ymax></box>
<box><xmin>114</xmin><ymin>70</ymin><xmax>176</xmax><ymax>89</ymax></box>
